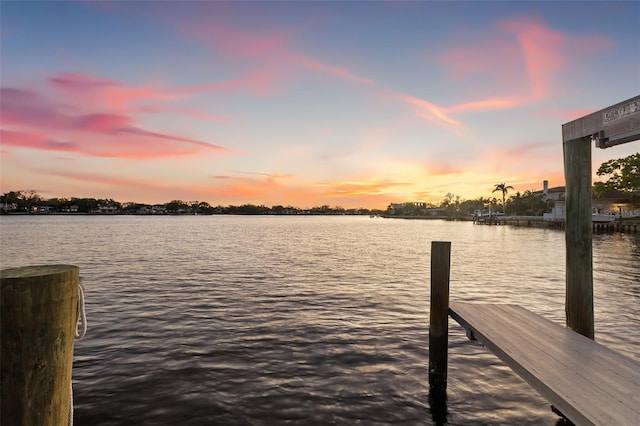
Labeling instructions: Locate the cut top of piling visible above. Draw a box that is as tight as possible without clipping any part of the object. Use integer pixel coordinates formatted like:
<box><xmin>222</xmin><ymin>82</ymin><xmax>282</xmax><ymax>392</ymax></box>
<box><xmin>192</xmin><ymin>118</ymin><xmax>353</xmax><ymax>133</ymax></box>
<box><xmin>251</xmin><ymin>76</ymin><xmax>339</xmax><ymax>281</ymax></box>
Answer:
<box><xmin>1</xmin><ymin>264</ymin><xmax>80</xmax><ymax>306</ymax></box>
<box><xmin>1</xmin><ymin>264</ymin><xmax>79</xmax><ymax>279</ymax></box>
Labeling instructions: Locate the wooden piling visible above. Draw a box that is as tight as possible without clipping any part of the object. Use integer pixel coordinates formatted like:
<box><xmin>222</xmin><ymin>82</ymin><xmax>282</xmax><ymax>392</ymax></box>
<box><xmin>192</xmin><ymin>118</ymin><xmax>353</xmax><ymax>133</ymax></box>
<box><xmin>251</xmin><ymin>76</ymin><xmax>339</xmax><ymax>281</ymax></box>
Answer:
<box><xmin>429</xmin><ymin>241</ymin><xmax>451</xmax><ymax>392</ymax></box>
<box><xmin>563</xmin><ymin>137</ymin><xmax>594</xmax><ymax>339</ymax></box>
<box><xmin>1</xmin><ymin>265</ymin><xmax>80</xmax><ymax>426</ymax></box>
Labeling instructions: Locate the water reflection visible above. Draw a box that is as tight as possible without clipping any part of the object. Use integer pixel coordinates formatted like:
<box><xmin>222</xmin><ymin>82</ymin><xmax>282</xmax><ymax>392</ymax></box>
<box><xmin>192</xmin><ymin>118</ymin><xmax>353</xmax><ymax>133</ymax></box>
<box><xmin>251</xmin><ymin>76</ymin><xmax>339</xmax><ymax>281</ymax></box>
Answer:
<box><xmin>428</xmin><ymin>390</ymin><xmax>447</xmax><ymax>425</ymax></box>
<box><xmin>1</xmin><ymin>215</ymin><xmax>637</xmax><ymax>425</ymax></box>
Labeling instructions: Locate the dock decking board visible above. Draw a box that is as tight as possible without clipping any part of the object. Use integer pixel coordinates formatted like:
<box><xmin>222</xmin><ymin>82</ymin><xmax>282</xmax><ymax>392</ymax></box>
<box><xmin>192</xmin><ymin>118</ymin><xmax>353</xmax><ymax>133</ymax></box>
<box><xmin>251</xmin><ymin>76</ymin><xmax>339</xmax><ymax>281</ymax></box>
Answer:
<box><xmin>448</xmin><ymin>302</ymin><xmax>640</xmax><ymax>426</ymax></box>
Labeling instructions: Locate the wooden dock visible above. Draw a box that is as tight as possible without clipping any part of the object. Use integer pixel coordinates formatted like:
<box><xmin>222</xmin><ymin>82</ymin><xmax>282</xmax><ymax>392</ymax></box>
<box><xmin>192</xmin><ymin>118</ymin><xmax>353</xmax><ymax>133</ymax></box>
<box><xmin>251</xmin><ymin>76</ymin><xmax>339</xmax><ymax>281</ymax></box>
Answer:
<box><xmin>429</xmin><ymin>97</ymin><xmax>640</xmax><ymax>424</ymax></box>
<box><xmin>428</xmin><ymin>240</ymin><xmax>640</xmax><ymax>426</ymax></box>
<box><xmin>449</xmin><ymin>302</ymin><xmax>640</xmax><ymax>426</ymax></box>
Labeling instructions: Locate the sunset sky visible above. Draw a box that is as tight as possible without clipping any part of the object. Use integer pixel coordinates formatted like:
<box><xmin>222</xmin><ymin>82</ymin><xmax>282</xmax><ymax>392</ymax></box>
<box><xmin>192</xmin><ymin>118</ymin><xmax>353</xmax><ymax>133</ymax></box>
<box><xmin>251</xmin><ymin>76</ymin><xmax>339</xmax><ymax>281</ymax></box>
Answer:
<box><xmin>1</xmin><ymin>1</ymin><xmax>639</xmax><ymax>208</ymax></box>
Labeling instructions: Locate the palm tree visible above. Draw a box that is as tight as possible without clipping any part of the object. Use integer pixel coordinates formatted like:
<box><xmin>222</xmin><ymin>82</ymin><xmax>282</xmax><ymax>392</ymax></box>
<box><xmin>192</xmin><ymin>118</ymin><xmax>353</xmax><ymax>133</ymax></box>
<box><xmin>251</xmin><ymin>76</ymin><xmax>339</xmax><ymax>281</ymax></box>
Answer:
<box><xmin>492</xmin><ymin>183</ymin><xmax>514</xmax><ymax>214</ymax></box>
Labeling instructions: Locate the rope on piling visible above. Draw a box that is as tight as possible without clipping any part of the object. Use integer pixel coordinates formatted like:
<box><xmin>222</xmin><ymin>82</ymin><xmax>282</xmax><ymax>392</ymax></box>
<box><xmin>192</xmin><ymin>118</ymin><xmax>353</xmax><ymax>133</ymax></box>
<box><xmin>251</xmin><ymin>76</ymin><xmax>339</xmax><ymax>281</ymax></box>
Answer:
<box><xmin>75</xmin><ymin>280</ymin><xmax>87</xmax><ymax>339</ymax></box>
<box><xmin>69</xmin><ymin>278</ymin><xmax>87</xmax><ymax>426</ymax></box>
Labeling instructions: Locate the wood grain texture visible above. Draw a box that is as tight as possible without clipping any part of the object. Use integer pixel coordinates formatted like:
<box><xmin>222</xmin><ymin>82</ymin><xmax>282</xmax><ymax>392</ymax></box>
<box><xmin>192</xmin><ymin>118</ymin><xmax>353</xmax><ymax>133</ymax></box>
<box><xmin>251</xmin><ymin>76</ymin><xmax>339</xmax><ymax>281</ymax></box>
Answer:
<box><xmin>1</xmin><ymin>264</ymin><xmax>79</xmax><ymax>426</ymax></box>
<box><xmin>563</xmin><ymin>137</ymin><xmax>594</xmax><ymax>339</ymax></box>
<box><xmin>449</xmin><ymin>302</ymin><xmax>640</xmax><ymax>426</ymax></box>
<box><xmin>428</xmin><ymin>241</ymin><xmax>451</xmax><ymax>392</ymax></box>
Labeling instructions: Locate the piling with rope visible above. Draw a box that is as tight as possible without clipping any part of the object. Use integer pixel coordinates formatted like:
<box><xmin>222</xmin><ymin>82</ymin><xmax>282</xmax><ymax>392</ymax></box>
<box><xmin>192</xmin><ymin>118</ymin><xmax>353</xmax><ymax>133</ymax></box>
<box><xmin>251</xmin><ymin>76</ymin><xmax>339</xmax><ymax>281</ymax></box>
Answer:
<box><xmin>1</xmin><ymin>265</ymin><xmax>81</xmax><ymax>426</ymax></box>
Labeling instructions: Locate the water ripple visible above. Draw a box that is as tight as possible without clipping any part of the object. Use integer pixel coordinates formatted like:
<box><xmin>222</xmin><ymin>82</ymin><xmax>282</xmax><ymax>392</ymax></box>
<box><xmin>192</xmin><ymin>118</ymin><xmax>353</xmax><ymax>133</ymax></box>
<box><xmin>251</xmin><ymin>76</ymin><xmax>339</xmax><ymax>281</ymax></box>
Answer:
<box><xmin>1</xmin><ymin>215</ymin><xmax>637</xmax><ymax>425</ymax></box>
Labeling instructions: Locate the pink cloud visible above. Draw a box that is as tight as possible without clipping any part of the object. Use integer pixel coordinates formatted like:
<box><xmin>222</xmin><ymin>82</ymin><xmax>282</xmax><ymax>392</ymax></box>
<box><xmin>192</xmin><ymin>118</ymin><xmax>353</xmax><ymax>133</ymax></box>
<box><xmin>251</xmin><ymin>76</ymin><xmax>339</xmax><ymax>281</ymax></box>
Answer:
<box><xmin>135</xmin><ymin>104</ymin><xmax>229</xmax><ymax>123</ymax></box>
<box><xmin>440</xmin><ymin>36</ymin><xmax>521</xmax><ymax>81</ymax></box>
<box><xmin>18</xmin><ymin>166</ymin><xmax>221</xmax><ymax>203</ymax></box>
<box><xmin>291</xmin><ymin>54</ymin><xmax>373</xmax><ymax>84</ymax></box>
<box><xmin>170</xmin><ymin>69</ymin><xmax>281</xmax><ymax>97</ymax></box>
<box><xmin>440</xmin><ymin>19</ymin><xmax>611</xmax><ymax>103</ymax></box>
<box><xmin>121</xmin><ymin>127</ymin><xmax>230</xmax><ymax>152</ymax></box>
<box><xmin>0</xmin><ymin>128</ymin><xmax>200</xmax><ymax>159</ymax></box>
<box><xmin>402</xmin><ymin>95</ymin><xmax>462</xmax><ymax>127</ymax></box>
<box><xmin>73</xmin><ymin>113</ymin><xmax>135</xmax><ymax>133</ymax></box>
<box><xmin>50</xmin><ymin>71</ymin><xmax>265</xmax><ymax>113</ymax></box>
<box><xmin>317</xmin><ymin>179</ymin><xmax>411</xmax><ymax>196</ymax></box>
<box><xmin>397</xmin><ymin>92</ymin><xmax>521</xmax><ymax>135</ymax></box>
<box><xmin>478</xmin><ymin>142</ymin><xmax>559</xmax><ymax>183</ymax></box>
<box><xmin>50</xmin><ymin>73</ymin><xmax>179</xmax><ymax>112</ymax></box>
<box><xmin>500</xmin><ymin>142</ymin><xmax>554</xmax><ymax>159</ymax></box>
<box><xmin>400</xmin><ymin>19</ymin><xmax>613</xmax><ymax>134</ymax></box>
<box><xmin>201</xmin><ymin>173</ymin><xmax>406</xmax><ymax>208</ymax></box>
<box><xmin>501</xmin><ymin>20</ymin><xmax>566</xmax><ymax>100</ymax></box>
<box><xmin>424</xmin><ymin>162</ymin><xmax>462</xmax><ymax>176</ymax></box>
<box><xmin>193</xmin><ymin>23</ymin><xmax>291</xmax><ymax>58</ymax></box>
<box><xmin>40</xmin><ymin>169</ymin><xmax>174</xmax><ymax>190</ymax></box>
<box><xmin>1</xmin><ymin>129</ymin><xmax>78</xmax><ymax>153</ymax></box>
<box><xmin>447</xmin><ymin>98</ymin><xmax>521</xmax><ymax>113</ymax></box>
<box><xmin>206</xmin><ymin>172</ymin><xmax>293</xmax><ymax>200</ymax></box>
<box><xmin>532</xmin><ymin>107</ymin><xmax>596</xmax><ymax>122</ymax></box>
<box><xmin>11</xmin><ymin>157</ymin><xmax>406</xmax><ymax>209</ymax></box>
<box><xmin>183</xmin><ymin>22</ymin><xmax>372</xmax><ymax>85</ymax></box>
<box><xmin>1</xmin><ymin>88</ymin><xmax>68</xmax><ymax>129</ymax></box>
<box><xmin>1</xmin><ymin>79</ymin><xmax>233</xmax><ymax>159</ymax></box>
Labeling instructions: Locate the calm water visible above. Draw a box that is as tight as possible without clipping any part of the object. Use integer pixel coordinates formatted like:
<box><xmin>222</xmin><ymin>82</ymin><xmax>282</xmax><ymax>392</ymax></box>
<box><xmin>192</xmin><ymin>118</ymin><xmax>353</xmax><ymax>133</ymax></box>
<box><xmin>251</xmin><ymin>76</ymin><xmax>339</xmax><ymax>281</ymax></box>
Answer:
<box><xmin>1</xmin><ymin>215</ymin><xmax>638</xmax><ymax>425</ymax></box>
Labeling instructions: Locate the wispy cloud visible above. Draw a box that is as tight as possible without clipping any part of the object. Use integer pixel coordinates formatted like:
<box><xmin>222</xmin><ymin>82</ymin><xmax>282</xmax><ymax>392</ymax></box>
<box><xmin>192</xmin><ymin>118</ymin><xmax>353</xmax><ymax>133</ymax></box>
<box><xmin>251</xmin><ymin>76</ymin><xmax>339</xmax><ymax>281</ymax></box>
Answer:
<box><xmin>477</xmin><ymin>142</ymin><xmax>561</xmax><ymax>189</ymax></box>
<box><xmin>1</xmin><ymin>129</ymin><xmax>78</xmax><ymax>153</ymax></box>
<box><xmin>395</xmin><ymin>92</ymin><xmax>519</xmax><ymax>136</ymax></box>
<box><xmin>183</xmin><ymin>22</ymin><xmax>372</xmax><ymax>86</ymax></box>
<box><xmin>50</xmin><ymin>73</ymin><xmax>178</xmax><ymax>111</ymax></box>
<box><xmin>315</xmin><ymin>179</ymin><xmax>411</xmax><ymax>196</ymax></box>
<box><xmin>531</xmin><ymin>107</ymin><xmax>595</xmax><ymax>122</ymax></box>
<box><xmin>402</xmin><ymin>95</ymin><xmax>463</xmax><ymax>127</ymax></box>
<box><xmin>423</xmin><ymin>161</ymin><xmax>463</xmax><ymax>176</ymax></box>
<box><xmin>500</xmin><ymin>142</ymin><xmax>555</xmax><ymax>160</ymax></box>
<box><xmin>501</xmin><ymin>20</ymin><xmax>566</xmax><ymax>100</ymax></box>
<box><xmin>440</xmin><ymin>18</ymin><xmax>611</xmax><ymax>103</ymax></box>
<box><xmin>402</xmin><ymin>18</ymin><xmax>612</xmax><ymax>135</ymax></box>
<box><xmin>196</xmin><ymin>172</ymin><xmax>410</xmax><ymax>208</ymax></box>
<box><xmin>1</xmin><ymin>75</ymin><xmax>235</xmax><ymax>159</ymax></box>
<box><xmin>447</xmin><ymin>98</ymin><xmax>520</xmax><ymax>113</ymax></box>
<box><xmin>291</xmin><ymin>54</ymin><xmax>373</xmax><ymax>84</ymax></box>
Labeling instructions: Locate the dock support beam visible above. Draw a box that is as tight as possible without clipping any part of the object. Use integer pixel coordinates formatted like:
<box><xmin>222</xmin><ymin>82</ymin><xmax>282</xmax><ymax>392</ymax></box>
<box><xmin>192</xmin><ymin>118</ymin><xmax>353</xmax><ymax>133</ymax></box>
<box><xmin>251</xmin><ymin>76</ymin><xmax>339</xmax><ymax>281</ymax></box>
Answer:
<box><xmin>563</xmin><ymin>137</ymin><xmax>594</xmax><ymax>339</ymax></box>
<box><xmin>1</xmin><ymin>265</ymin><xmax>80</xmax><ymax>425</ymax></box>
<box><xmin>429</xmin><ymin>241</ymin><xmax>451</xmax><ymax>391</ymax></box>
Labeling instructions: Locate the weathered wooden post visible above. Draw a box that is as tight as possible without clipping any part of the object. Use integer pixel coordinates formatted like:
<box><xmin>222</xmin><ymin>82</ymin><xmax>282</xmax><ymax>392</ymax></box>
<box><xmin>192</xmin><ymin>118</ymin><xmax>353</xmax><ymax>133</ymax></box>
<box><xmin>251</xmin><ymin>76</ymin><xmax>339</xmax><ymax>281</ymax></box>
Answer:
<box><xmin>561</xmin><ymin>95</ymin><xmax>640</xmax><ymax>339</ymax></box>
<box><xmin>429</xmin><ymin>241</ymin><xmax>451</xmax><ymax>392</ymax></box>
<box><xmin>1</xmin><ymin>265</ymin><xmax>80</xmax><ymax>426</ymax></box>
<box><xmin>563</xmin><ymin>137</ymin><xmax>594</xmax><ymax>339</ymax></box>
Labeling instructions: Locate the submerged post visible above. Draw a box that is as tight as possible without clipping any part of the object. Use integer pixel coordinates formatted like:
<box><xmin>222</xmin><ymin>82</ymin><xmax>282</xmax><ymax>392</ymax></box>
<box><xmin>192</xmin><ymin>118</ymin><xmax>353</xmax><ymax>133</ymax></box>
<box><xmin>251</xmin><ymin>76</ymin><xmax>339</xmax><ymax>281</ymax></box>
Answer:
<box><xmin>1</xmin><ymin>265</ymin><xmax>80</xmax><ymax>425</ymax></box>
<box><xmin>563</xmin><ymin>138</ymin><xmax>594</xmax><ymax>339</ymax></box>
<box><xmin>429</xmin><ymin>241</ymin><xmax>451</xmax><ymax>392</ymax></box>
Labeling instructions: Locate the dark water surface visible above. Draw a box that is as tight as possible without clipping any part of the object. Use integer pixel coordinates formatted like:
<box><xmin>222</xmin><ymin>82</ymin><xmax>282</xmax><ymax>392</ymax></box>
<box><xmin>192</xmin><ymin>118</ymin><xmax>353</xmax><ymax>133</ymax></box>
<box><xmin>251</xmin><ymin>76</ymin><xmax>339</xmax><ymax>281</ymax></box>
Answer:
<box><xmin>1</xmin><ymin>215</ymin><xmax>638</xmax><ymax>425</ymax></box>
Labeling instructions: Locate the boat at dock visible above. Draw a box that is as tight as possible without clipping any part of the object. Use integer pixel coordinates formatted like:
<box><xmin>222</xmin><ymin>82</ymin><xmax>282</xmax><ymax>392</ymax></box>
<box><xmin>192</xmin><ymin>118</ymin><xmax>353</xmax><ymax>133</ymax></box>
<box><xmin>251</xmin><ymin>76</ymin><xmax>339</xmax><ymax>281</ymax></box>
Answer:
<box><xmin>543</xmin><ymin>203</ymin><xmax>619</xmax><ymax>223</ymax></box>
<box><xmin>591</xmin><ymin>213</ymin><xmax>616</xmax><ymax>223</ymax></box>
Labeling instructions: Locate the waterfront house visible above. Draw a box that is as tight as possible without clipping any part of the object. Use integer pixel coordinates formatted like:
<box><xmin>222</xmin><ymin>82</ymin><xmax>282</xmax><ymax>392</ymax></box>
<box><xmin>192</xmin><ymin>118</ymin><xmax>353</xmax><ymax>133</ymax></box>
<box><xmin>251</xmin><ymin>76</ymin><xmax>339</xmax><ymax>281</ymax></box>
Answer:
<box><xmin>534</xmin><ymin>180</ymin><xmax>565</xmax><ymax>202</ymax></box>
<box><xmin>1</xmin><ymin>202</ymin><xmax>17</xmax><ymax>212</ymax></box>
<box><xmin>543</xmin><ymin>189</ymin><xmax>639</xmax><ymax>220</ymax></box>
<box><xmin>151</xmin><ymin>204</ymin><xmax>167</xmax><ymax>214</ymax></box>
<box><xmin>98</xmin><ymin>205</ymin><xmax>119</xmax><ymax>214</ymax></box>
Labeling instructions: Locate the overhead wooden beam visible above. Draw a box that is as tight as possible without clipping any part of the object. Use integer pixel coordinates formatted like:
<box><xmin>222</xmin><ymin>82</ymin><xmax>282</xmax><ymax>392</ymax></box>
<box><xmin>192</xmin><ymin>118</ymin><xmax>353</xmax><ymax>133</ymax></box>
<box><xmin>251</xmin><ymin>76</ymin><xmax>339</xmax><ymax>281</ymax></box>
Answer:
<box><xmin>562</xmin><ymin>95</ymin><xmax>640</xmax><ymax>148</ymax></box>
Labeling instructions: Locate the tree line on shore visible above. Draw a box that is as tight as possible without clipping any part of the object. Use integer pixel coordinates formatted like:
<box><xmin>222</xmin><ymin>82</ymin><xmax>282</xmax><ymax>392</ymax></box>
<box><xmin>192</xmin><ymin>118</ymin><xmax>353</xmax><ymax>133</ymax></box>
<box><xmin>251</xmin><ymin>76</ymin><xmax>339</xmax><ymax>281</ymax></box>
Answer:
<box><xmin>0</xmin><ymin>192</ymin><xmax>387</xmax><ymax>216</ymax></box>
<box><xmin>2</xmin><ymin>154</ymin><xmax>637</xmax><ymax>217</ymax></box>
<box><xmin>0</xmin><ymin>189</ymin><xmax>545</xmax><ymax>217</ymax></box>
